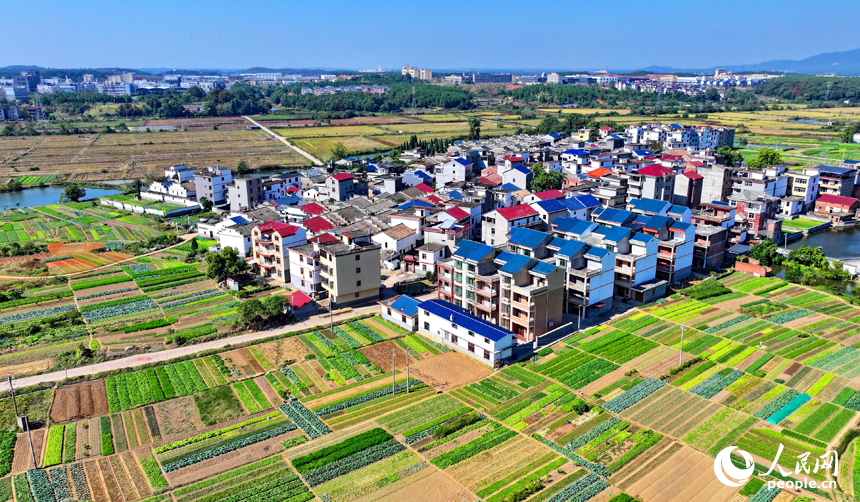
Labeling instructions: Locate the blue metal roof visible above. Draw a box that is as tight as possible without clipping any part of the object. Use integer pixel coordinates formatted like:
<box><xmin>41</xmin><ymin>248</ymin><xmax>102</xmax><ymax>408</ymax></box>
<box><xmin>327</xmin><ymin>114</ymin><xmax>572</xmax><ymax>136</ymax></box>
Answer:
<box><xmin>709</xmin><ymin>200</ymin><xmax>730</xmax><ymax>207</ymax></box>
<box><xmin>365</xmin><ymin>165</ymin><xmax>377</xmax><ymax>172</ymax></box>
<box><xmin>670</xmin><ymin>220</ymin><xmax>693</xmax><ymax>232</ymax></box>
<box><xmin>508</xmin><ymin>228</ymin><xmax>552</xmax><ymax>249</ymax></box>
<box><xmin>563</xmin><ymin>149</ymin><xmax>589</xmax><ymax>155</ymax></box>
<box><xmin>629</xmin><ymin>198</ymin><xmax>670</xmax><ymax>214</ymax></box>
<box><xmin>643</xmin><ymin>215</ymin><xmax>672</xmax><ymax>230</ymax></box>
<box><xmin>556</xmin><ymin>239</ymin><xmax>587</xmax><ymax>259</ymax></box>
<box><xmin>390</xmin><ymin>295</ymin><xmax>422</xmax><ymax>317</ymax></box>
<box><xmin>816</xmin><ymin>165</ymin><xmax>854</xmax><ymax>174</ymax></box>
<box><xmin>447</xmin><ymin>191</ymin><xmax>465</xmax><ymax>200</ymax></box>
<box><xmin>398</xmin><ymin>200</ymin><xmax>433</xmax><ymax>210</ymax></box>
<box><xmin>500</xmin><ymin>183</ymin><xmax>520</xmax><ymax>191</ymax></box>
<box><xmin>229</xmin><ymin>216</ymin><xmax>249</xmax><ymax>224</ymax></box>
<box><xmin>573</xmin><ymin>194</ymin><xmax>601</xmax><ymax>208</ymax></box>
<box><xmin>419</xmin><ymin>299</ymin><xmax>512</xmax><ymax>342</ymax></box>
<box><xmin>631</xmin><ymin>233</ymin><xmax>655</xmax><ymax>244</ymax></box>
<box><xmin>668</xmin><ymin>205</ymin><xmax>689</xmax><ymax>214</ymax></box>
<box><xmin>511</xmin><ymin>165</ymin><xmax>531</xmax><ymax>174</ymax></box>
<box><xmin>534</xmin><ymin>199</ymin><xmax>566</xmax><ymax>213</ymax></box>
<box><xmin>553</xmin><ymin>217</ymin><xmax>595</xmax><ymax>236</ymax></box>
<box><xmin>633</xmin><ymin>150</ymin><xmax>653</xmax><ymax>156</ymax></box>
<box><xmin>499</xmin><ymin>254</ymin><xmax>532</xmax><ymax>274</ymax></box>
<box><xmin>271</xmin><ymin>197</ymin><xmax>300</xmax><ymax>206</ymax></box>
<box><xmin>530</xmin><ymin>261</ymin><xmax>556</xmax><ymax>275</ymax></box>
<box><xmin>595</xmin><ymin>207</ymin><xmax>635</xmax><ymax>224</ymax></box>
<box><xmin>559</xmin><ymin>198</ymin><xmax>585</xmax><ymax>211</ymax></box>
<box><xmin>633</xmin><ymin>214</ymin><xmax>651</xmax><ymax>225</ymax></box>
<box><xmin>548</xmin><ymin>133</ymin><xmax>562</xmax><ymax>138</ymax></box>
<box><xmin>595</xmin><ymin>226</ymin><xmax>630</xmax><ymax>243</ymax></box>
<box><xmin>454</xmin><ymin>158</ymin><xmax>471</xmax><ymax>166</ymax></box>
<box><xmin>453</xmin><ymin>240</ymin><xmax>483</xmax><ymax>259</ymax></box>
<box><xmin>585</xmin><ymin>246</ymin><xmax>610</xmax><ymax>259</ymax></box>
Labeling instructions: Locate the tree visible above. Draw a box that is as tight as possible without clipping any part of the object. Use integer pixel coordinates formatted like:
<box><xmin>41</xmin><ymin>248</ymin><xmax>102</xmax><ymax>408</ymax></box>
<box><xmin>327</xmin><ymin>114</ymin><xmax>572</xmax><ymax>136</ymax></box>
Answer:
<box><xmin>61</xmin><ymin>184</ymin><xmax>86</xmax><ymax>202</ymax></box>
<box><xmin>717</xmin><ymin>146</ymin><xmax>744</xmax><ymax>167</ymax></box>
<box><xmin>190</xmin><ymin>239</ymin><xmax>199</xmax><ymax>254</ymax></box>
<box><xmin>331</xmin><ymin>142</ymin><xmax>348</xmax><ymax>161</ymax></box>
<box><xmin>237</xmin><ymin>299</ymin><xmax>265</xmax><ymax>328</ymax></box>
<box><xmin>530</xmin><ymin>163</ymin><xmax>565</xmax><ymax>192</ymax></box>
<box><xmin>468</xmin><ymin>118</ymin><xmax>481</xmax><ymax>140</ymax></box>
<box><xmin>205</xmin><ymin>246</ymin><xmax>247</xmax><ymax>282</ymax></box>
<box><xmin>747</xmin><ymin>148</ymin><xmax>783</xmax><ymax>169</ymax></box>
<box><xmin>236</xmin><ymin>160</ymin><xmax>251</xmax><ymax>175</ymax></box>
<box><xmin>748</xmin><ymin>237</ymin><xmax>783</xmax><ymax>266</ymax></box>
<box><xmin>648</xmin><ymin>141</ymin><xmax>664</xmax><ymax>155</ymax></box>
<box><xmin>787</xmin><ymin>246</ymin><xmax>827</xmax><ymax>268</ymax></box>
<box><xmin>262</xmin><ymin>295</ymin><xmax>287</xmax><ymax>317</ymax></box>
<box><xmin>199</xmin><ymin>196</ymin><xmax>213</xmax><ymax>212</ymax></box>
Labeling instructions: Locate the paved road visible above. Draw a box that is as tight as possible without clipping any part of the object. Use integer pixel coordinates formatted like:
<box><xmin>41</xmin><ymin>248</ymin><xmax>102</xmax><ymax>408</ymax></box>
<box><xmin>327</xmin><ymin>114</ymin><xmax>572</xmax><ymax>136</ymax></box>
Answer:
<box><xmin>242</xmin><ymin>116</ymin><xmax>323</xmax><ymax>165</ymax></box>
<box><xmin>9</xmin><ymin>289</ymin><xmax>438</xmax><ymax>390</ymax></box>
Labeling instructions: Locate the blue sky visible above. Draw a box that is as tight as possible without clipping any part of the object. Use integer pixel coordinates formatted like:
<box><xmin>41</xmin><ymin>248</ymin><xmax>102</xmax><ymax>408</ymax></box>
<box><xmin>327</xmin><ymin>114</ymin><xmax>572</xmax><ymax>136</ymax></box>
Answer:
<box><xmin>13</xmin><ymin>0</ymin><xmax>860</xmax><ymax>70</ymax></box>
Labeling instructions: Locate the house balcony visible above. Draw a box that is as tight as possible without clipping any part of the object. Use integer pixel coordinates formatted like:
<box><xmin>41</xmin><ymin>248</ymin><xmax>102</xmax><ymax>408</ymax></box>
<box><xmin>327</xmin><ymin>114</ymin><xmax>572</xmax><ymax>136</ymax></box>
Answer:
<box><xmin>472</xmin><ymin>300</ymin><xmax>498</xmax><ymax>313</ymax></box>
<box><xmin>256</xmin><ymin>247</ymin><xmax>274</xmax><ymax>258</ymax></box>
<box><xmin>259</xmin><ymin>260</ymin><xmax>276</xmax><ymax>270</ymax></box>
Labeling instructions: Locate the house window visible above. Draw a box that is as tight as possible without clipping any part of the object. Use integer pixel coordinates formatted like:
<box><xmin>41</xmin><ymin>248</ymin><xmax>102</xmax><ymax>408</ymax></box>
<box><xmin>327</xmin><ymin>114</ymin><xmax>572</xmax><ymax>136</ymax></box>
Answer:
<box><xmin>301</xmin><ymin>280</ymin><xmax>305</xmax><ymax>287</ymax></box>
<box><xmin>484</xmin><ymin>337</ymin><xmax>490</xmax><ymax>344</ymax></box>
<box><xmin>451</xmin><ymin>322</ymin><xmax>457</xmax><ymax>329</ymax></box>
<box><xmin>388</xmin><ymin>308</ymin><xmax>392</xmax><ymax>316</ymax></box>
<box><xmin>357</xmin><ymin>280</ymin><xmax>361</xmax><ymax>286</ymax></box>
<box><xmin>355</xmin><ymin>293</ymin><xmax>360</xmax><ymax>298</ymax></box>
<box><xmin>484</xmin><ymin>349</ymin><xmax>490</xmax><ymax>360</ymax></box>
<box><xmin>355</xmin><ymin>255</ymin><xmax>360</xmax><ymax>261</ymax></box>
<box><xmin>401</xmin><ymin>315</ymin><xmax>406</xmax><ymax>322</ymax></box>
<box><xmin>424</xmin><ymin>322</ymin><xmax>430</xmax><ymax>330</ymax></box>
<box><xmin>451</xmin><ymin>335</ymin><xmax>458</xmax><ymax>344</ymax></box>
<box><xmin>468</xmin><ymin>330</ymin><xmax>474</xmax><ymax>337</ymax></box>
<box><xmin>468</xmin><ymin>342</ymin><xmax>475</xmax><ymax>353</ymax></box>
<box><xmin>424</xmin><ymin>310</ymin><xmax>429</xmax><ymax>316</ymax></box>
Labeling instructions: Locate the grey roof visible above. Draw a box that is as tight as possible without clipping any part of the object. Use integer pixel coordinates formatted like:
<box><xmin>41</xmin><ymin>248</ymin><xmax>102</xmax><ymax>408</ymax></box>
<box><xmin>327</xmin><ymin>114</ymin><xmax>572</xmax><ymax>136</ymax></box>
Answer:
<box><xmin>417</xmin><ymin>242</ymin><xmax>446</xmax><ymax>252</ymax></box>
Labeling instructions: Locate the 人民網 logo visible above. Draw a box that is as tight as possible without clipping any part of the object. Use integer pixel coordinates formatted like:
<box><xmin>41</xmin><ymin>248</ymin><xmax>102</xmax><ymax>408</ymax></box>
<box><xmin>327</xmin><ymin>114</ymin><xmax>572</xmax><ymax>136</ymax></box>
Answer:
<box><xmin>714</xmin><ymin>446</ymin><xmax>754</xmax><ymax>487</ymax></box>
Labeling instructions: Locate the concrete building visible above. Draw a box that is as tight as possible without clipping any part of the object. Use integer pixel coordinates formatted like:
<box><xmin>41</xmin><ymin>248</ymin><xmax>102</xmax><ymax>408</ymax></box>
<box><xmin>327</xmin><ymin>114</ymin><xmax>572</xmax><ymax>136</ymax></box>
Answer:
<box><xmin>194</xmin><ymin>166</ymin><xmax>233</xmax><ymax>206</ymax></box>
<box><xmin>327</xmin><ymin>173</ymin><xmax>364</xmax><ymax>201</ymax></box>
<box><xmin>417</xmin><ymin>299</ymin><xmax>514</xmax><ymax>366</ymax></box>
<box><xmin>673</xmin><ymin>171</ymin><xmax>703</xmax><ymax>208</ymax></box>
<box><xmin>438</xmin><ymin>158</ymin><xmax>474</xmax><ymax>185</ymax></box>
<box><xmin>627</xmin><ymin>165</ymin><xmax>675</xmax><ymax>202</ymax></box>
<box><xmin>229</xmin><ymin>177</ymin><xmax>264</xmax><ymax>211</ymax></box>
<box><xmin>319</xmin><ymin>234</ymin><xmax>381</xmax><ymax>307</ymax></box>
<box><xmin>693</xmin><ymin>225</ymin><xmax>728</xmax><ymax>269</ymax></box>
<box><xmin>371</xmin><ymin>223</ymin><xmax>419</xmax><ymax>253</ymax></box>
<box><xmin>288</xmin><ymin>244</ymin><xmax>321</xmax><ymax>296</ymax></box>
<box><xmin>786</xmin><ymin>168</ymin><xmax>820</xmax><ymax>212</ymax></box>
<box><xmin>812</xmin><ymin>165</ymin><xmax>857</xmax><ymax>198</ymax></box>
<box><xmin>481</xmin><ymin>204</ymin><xmax>541</xmax><ymax>246</ymax></box>
<box><xmin>251</xmin><ymin>221</ymin><xmax>308</xmax><ymax>286</ymax></box>
<box><xmin>815</xmin><ymin>194</ymin><xmax>860</xmax><ymax>222</ymax></box>
<box><xmin>165</xmin><ymin>165</ymin><xmax>194</xmax><ymax>182</ymax></box>
<box><xmin>699</xmin><ymin>164</ymin><xmax>737</xmax><ymax>203</ymax></box>
<box><xmin>731</xmin><ymin>167</ymin><xmax>788</xmax><ymax>198</ymax></box>
<box><xmin>729</xmin><ymin>191</ymin><xmax>783</xmax><ymax>240</ymax></box>
<box><xmin>379</xmin><ymin>295</ymin><xmax>422</xmax><ymax>331</ymax></box>
<box><xmin>0</xmin><ymin>104</ymin><xmax>19</xmax><ymax>121</ymax></box>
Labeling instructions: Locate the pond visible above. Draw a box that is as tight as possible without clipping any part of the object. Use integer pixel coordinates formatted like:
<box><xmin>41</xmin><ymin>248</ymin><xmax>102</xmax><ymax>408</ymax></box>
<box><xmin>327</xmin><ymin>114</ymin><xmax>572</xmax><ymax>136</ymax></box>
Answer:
<box><xmin>0</xmin><ymin>187</ymin><xmax>122</xmax><ymax>209</ymax></box>
<box><xmin>788</xmin><ymin>119</ymin><xmax>823</xmax><ymax>125</ymax></box>
<box><xmin>785</xmin><ymin>226</ymin><xmax>860</xmax><ymax>259</ymax></box>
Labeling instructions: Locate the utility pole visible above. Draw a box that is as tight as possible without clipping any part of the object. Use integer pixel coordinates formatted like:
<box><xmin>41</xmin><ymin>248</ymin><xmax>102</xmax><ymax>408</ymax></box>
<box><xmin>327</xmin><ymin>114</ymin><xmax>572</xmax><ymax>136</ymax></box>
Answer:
<box><xmin>406</xmin><ymin>348</ymin><xmax>410</xmax><ymax>394</ymax></box>
<box><xmin>7</xmin><ymin>377</ymin><xmax>36</xmax><ymax>469</ymax></box>
<box><xmin>392</xmin><ymin>348</ymin><xmax>396</xmax><ymax>395</ymax></box>
<box><xmin>679</xmin><ymin>324</ymin><xmax>685</xmax><ymax>366</ymax></box>
<box><xmin>578</xmin><ymin>305</ymin><xmax>582</xmax><ymax>331</ymax></box>
<box><xmin>329</xmin><ymin>298</ymin><xmax>334</xmax><ymax>332</ymax></box>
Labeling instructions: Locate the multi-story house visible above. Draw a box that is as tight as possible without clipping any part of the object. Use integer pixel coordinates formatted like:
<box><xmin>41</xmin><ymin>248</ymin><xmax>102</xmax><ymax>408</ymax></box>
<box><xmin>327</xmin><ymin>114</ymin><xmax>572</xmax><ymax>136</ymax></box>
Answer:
<box><xmin>672</xmin><ymin>171</ymin><xmax>704</xmax><ymax>208</ymax></box>
<box><xmin>288</xmin><ymin>244</ymin><xmax>321</xmax><ymax>296</ymax></box>
<box><xmin>697</xmin><ymin>126</ymin><xmax>735</xmax><ymax>150</ymax></box>
<box><xmin>731</xmin><ymin>167</ymin><xmax>788</xmax><ymax>198</ymax></box>
<box><xmin>699</xmin><ymin>164</ymin><xmax>737</xmax><ymax>203</ymax></box>
<box><xmin>481</xmin><ymin>204</ymin><xmax>541</xmax><ymax>246</ymax></box>
<box><xmin>637</xmin><ymin>216</ymin><xmax>695</xmax><ymax>284</ymax></box>
<box><xmin>812</xmin><ymin>165</ymin><xmax>857</xmax><ymax>198</ymax></box>
<box><xmin>327</xmin><ymin>173</ymin><xmax>364</xmax><ymax>201</ymax></box>
<box><xmin>194</xmin><ymin>166</ymin><xmax>233</xmax><ymax>206</ymax></box>
<box><xmin>319</xmin><ymin>234</ymin><xmax>381</xmax><ymax>307</ymax></box>
<box><xmin>417</xmin><ymin>299</ymin><xmax>514</xmax><ymax>366</ymax></box>
<box><xmin>693</xmin><ymin>225</ymin><xmax>729</xmax><ymax>269</ymax></box>
<box><xmin>627</xmin><ymin>165</ymin><xmax>675</xmax><ymax>202</ymax></box>
<box><xmin>693</xmin><ymin>200</ymin><xmax>747</xmax><ymax>247</ymax></box>
<box><xmin>436</xmin><ymin>240</ymin><xmax>500</xmax><ymax>320</ymax></box>
<box><xmin>437</xmin><ymin>158</ymin><xmax>474</xmax><ymax>185</ymax></box>
<box><xmin>728</xmin><ymin>191</ymin><xmax>783</xmax><ymax>241</ymax></box>
<box><xmin>496</xmin><ymin>251</ymin><xmax>564</xmax><ymax>342</ymax></box>
<box><xmin>251</xmin><ymin>221</ymin><xmax>308</xmax><ymax>286</ymax></box>
<box><xmin>229</xmin><ymin>177</ymin><xmax>264</xmax><ymax>211</ymax></box>
<box><xmin>593</xmin><ymin>175</ymin><xmax>629</xmax><ymax>208</ymax></box>
<box><xmin>165</xmin><ymin>165</ymin><xmax>194</xmax><ymax>182</ymax></box>
<box><xmin>786</xmin><ymin>168</ymin><xmax>820</xmax><ymax>212</ymax></box>
<box><xmin>547</xmin><ymin>236</ymin><xmax>615</xmax><ymax>318</ymax></box>
<box><xmin>416</xmin><ymin>243</ymin><xmax>448</xmax><ymax>275</ymax></box>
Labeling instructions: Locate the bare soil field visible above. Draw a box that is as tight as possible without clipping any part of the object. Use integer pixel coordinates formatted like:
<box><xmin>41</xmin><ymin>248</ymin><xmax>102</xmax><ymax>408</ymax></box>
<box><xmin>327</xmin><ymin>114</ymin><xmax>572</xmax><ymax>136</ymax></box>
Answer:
<box><xmin>143</xmin><ymin>117</ymin><xmax>249</xmax><ymax>130</ymax></box>
<box><xmin>83</xmin><ymin>459</ymin><xmax>109</xmax><ymax>502</ymax></box>
<box><xmin>0</xmin><ymin>358</ymin><xmax>52</xmax><ymax>379</ymax></box>
<box><xmin>360</xmin><ymin>340</ymin><xmax>421</xmax><ymax>373</ymax></box>
<box><xmin>626</xmin><ymin>446</ymin><xmax>738</xmax><ymax>502</ymax></box>
<box><xmin>0</xmin><ymin>129</ymin><xmax>310</xmax><ymax>181</ymax></box>
<box><xmin>11</xmin><ymin>429</ymin><xmax>44</xmax><ymax>473</ymax></box>
<box><xmin>354</xmin><ymin>466</ymin><xmax>472</xmax><ymax>502</ymax></box>
<box><xmin>410</xmin><ymin>351</ymin><xmax>492</xmax><ymax>390</ymax></box>
<box><xmin>153</xmin><ymin>396</ymin><xmax>204</xmax><ymax>439</ymax></box>
<box><xmin>50</xmin><ymin>379</ymin><xmax>109</xmax><ymax>423</ymax></box>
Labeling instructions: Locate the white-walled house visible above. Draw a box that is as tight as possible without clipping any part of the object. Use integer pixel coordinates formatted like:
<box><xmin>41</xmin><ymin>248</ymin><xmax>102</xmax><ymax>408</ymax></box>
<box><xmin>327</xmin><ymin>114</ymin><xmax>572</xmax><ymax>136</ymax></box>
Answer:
<box><xmin>417</xmin><ymin>299</ymin><xmax>514</xmax><ymax>366</ymax></box>
<box><xmin>371</xmin><ymin>224</ymin><xmax>420</xmax><ymax>253</ymax></box>
<box><xmin>288</xmin><ymin>244</ymin><xmax>321</xmax><ymax>296</ymax></box>
<box><xmin>379</xmin><ymin>295</ymin><xmax>422</xmax><ymax>331</ymax></box>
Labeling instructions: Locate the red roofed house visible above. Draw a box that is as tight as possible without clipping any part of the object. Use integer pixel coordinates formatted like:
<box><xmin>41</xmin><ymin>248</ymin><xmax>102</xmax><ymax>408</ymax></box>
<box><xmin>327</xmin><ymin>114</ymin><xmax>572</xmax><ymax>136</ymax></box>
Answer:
<box><xmin>413</xmin><ymin>183</ymin><xmax>434</xmax><ymax>194</ymax></box>
<box><xmin>301</xmin><ymin>202</ymin><xmax>325</xmax><ymax>216</ymax></box>
<box><xmin>252</xmin><ymin>221</ymin><xmax>308</xmax><ymax>286</ymax></box>
<box><xmin>672</xmin><ymin>170</ymin><xmax>704</xmax><ymax>209</ymax></box>
<box><xmin>481</xmin><ymin>204</ymin><xmax>541</xmax><ymax>246</ymax></box>
<box><xmin>815</xmin><ymin>194</ymin><xmax>860</xmax><ymax>222</ymax></box>
<box><xmin>628</xmin><ymin>165</ymin><xmax>676</xmax><ymax>202</ymax></box>
<box><xmin>587</xmin><ymin>167</ymin><xmax>614</xmax><ymax>179</ymax></box>
<box><xmin>302</xmin><ymin>215</ymin><xmax>335</xmax><ymax>235</ymax></box>
<box><xmin>288</xmin><ymin>290</ymin><xmax>318</xmax><ymax>318</ymax></box>
<box><xmin>599</xmin><ymin>126</ymin><xmax>615</xmax><ymax>138</ymax></box>
<box><xmin>327</xmin><ymin>172</ymin><xmax>366</xmax><ymax>201</ymax></box>
<box><xmin>522</xmin><ymin>189</ymin><xmax>565</xmax><ymax>204</ymax></box>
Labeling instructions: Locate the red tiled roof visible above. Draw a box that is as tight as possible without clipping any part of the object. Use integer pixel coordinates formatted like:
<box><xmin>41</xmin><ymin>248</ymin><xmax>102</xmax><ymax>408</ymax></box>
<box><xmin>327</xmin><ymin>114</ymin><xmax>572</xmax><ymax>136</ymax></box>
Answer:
<box><xmin>303</xmin><ymin>216</ymin><xmax>334</xmax><ymax>233</ymax></box>
<box><xmin>332</xmin><ymin>173</ymin><xmax>353</xmax><ymax>181</ymax></box>
<box><xmin>446</xmin><ymin>207</ymin><xmax>469</xmax><ymax>220</ymax></box>
<box><xmin>496</xmin><ymin>204</ymin><xmax>538</xmax><ymax>220</ymax></box>
<box><xmin>637</xmin><ymin>165</ymin><xmax>673</xmax><ymax>176</ymax></box>
<box><xmin>309</xmin><ymin>232</ymin><xmax>339</xmax><ymax>244</ymax></box>
<box><xmin>502</xmin><ymin>155</ymin><xmax>524</xmax><ymax>162</ymax></box>
<box><xmin>817</xmin><ymin>194</ymin><xmax>859</xmax><ymax>206</ymax></box>
<box><xmin>301</xmin><ymin>202</ymin><xmax>325</xmax><ymax>215</ymax></box>
<box><xmin>285</xmin><ymin>186</ymin><xmax>300</xmax><ymax>193</ymax></box>
<box><xmin>533</xmin><ymin>189</ymin><xmax>565</xmax><ymax>200</ymax></box>
<box><xmin>588</xmin><ymin>168</ymin><xmax>613</xmax><ymax>178</ymax></box>
<box><xmin>256</xmin><ymin>221</ymin><xmax>300</xmax><ymax>237</ymax></box>
<box><xmin>477</xmin><ymin>176</ymin><xmax>497</xmax><ymax>186</ymax></box>
<box><xmin>426</xmin><ymin>194</ymin><xmax>443</xmax><ymax>204</ymax></box>
<box><xmin>660</xmin><ymin>155</ymin><xmax>680</xmax><ymax>161</ymax></box>
<box><xmin>681</xmin><ymin>171</ymin><xmax>704</xmax><ymax>180</ymax></box>
<box><xmin>414</xmin><ymin>183</ymin><xmax>434</xmax><ymax>193</ymax></box>
<box><xmin>600</xmin><ymin>126</ymin><xmax>615</xmax><ymax>131</ymax></box>
<box><xmin>289</xmin><ymin>290</ymin><xmax>313</xmax><ymax>308</ymax></box>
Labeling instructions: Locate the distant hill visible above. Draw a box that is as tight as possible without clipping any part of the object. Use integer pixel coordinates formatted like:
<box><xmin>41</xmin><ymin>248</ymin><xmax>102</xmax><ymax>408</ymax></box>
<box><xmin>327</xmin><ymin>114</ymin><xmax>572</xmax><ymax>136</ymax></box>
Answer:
<box><xmin>636</xmin><ymin>48</ymin><xmax>860</xmax><ymax>76</ymax></box>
